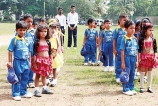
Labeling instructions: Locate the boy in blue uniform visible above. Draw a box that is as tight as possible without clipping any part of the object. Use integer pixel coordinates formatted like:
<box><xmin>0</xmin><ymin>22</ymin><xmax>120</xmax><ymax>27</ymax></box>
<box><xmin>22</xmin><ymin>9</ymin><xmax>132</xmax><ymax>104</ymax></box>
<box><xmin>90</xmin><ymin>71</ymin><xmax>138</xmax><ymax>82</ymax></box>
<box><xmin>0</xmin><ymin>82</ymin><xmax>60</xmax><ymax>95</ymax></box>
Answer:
<box><xmin>120</xmin><ymin>20</ymin><xmax>138</xmax><ymax>96</ymax></box>
<box><xmin>7</xmin><ymin>21</ymin><xmax>32</xmax><ymax>101</ymax></box>
<box><xmin>113</xmin><ymin>14</ymin><xmax>128</xmax><ymax>83</ymax></box>
<box><xmin>99</xmin><ymin>19</ymin><xmax>114</xmax><ymax>71</ymax></box>
<box><xmin>82</xmin><ymin>18</ymin><xmax>99</xmax><ymax>65</ymax></box>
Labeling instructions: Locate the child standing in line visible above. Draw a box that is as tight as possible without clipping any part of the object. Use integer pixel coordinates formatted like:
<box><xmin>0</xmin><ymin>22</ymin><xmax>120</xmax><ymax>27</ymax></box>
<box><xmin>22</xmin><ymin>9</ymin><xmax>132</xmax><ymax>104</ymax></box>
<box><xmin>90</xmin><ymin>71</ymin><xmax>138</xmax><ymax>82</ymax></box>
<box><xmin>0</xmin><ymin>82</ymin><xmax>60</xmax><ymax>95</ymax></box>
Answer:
<box><xmin>113</xmin><ymin>14</ymin><xmax>128</xmax><ymax>83</ymax></box>
<box><xmin>99</xmin><ymin>19</ymin><xmax>114</xmax><ymax>72</ymax></box>
<box><xmin>7</xmin><ymin>21</ymin><xmax>33</xmax><ymax>101</ymax></box>
<box><xmin>120</xmin><ymin>20</ymin><xmax>139</xmax><ymax>96</ymax></box>
<box><xmin>31</xmin><ymin>24</ymin><xmax>53</xmax><ymax>97</ymax></box>
<box><xmin>23</xmin><ymin>14</ymin><xmax>36</xmax><ymax>88</ymax></box>
<box><xmin>138</xmin><ymin>23</ymin><xmax>157</xmax><ymax>93</ymax></box>
<box><xmin>82</xmin><ymin>18</ymin><xmax>99</xmax><ymax>66</ymax></box>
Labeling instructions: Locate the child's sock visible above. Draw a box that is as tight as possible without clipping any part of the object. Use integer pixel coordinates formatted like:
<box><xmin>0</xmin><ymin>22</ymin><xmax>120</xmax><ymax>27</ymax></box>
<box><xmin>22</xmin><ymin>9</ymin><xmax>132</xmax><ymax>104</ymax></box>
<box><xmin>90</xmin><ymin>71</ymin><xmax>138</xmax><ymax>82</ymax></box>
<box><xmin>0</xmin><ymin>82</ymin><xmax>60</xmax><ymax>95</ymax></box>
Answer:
<box><xmin>147</xmin><ymin>71</ymin><xmax>152</xmax><ymax>88</ymax></box>
<box><xmin>35</xmin><ymin>87</ymin><xmax>39</xmax><ymax>91</ymax></box>
<box><xmin>140</xmin><ymin>72</ymin><xmax>145</xmax><ymax>88</ymax></box>
<box><xmin>43</xmin><ymin>86</ymin><xmax>47</xmax><ymax>89</ymax></box>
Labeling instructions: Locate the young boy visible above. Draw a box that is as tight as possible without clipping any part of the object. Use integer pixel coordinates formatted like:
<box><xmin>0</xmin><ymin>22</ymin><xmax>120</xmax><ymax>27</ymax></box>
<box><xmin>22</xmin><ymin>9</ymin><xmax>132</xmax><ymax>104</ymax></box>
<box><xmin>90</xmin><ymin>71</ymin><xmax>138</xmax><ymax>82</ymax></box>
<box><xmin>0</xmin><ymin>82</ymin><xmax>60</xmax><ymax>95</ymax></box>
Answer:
<box><xmin>7</xmin><ymin>21</ymin><xmax>32</xmax><ymax>101</ymax></box>
<box><xmin>113</xmin><ymin>14</ymin><xmax>128</xmax><ymax>83</ymax></box>
<box><xmin>82</xmin><ymin>18</ymin><xmax>99</xmax><ymax>65</ymax></box>
<box><xmin>99</xmin><ymin>19</ymin><xmax>114</xmax><ymax>71</ymax></box>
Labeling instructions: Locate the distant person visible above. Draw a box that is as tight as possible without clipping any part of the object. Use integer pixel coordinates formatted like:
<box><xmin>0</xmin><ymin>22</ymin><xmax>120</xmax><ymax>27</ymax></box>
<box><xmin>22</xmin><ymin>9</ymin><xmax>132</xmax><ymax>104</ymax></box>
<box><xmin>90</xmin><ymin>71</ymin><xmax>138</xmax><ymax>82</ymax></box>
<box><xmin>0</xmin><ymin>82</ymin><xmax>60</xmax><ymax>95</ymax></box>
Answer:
<box><xmin>32</xmin><ymin>20</ymin><xmax>38</xmax><ymax>30</ymax></box>
<box><xmin>55</xmin><ymin>7</ymin><xmax>66</xmax><ymax>44</ymax></box>
<box><xmin>39</xmin><ymin>17</ymin><xmax>46</xmax><ymax>24</ymax></box>
<box><xmin>67</xmin><ymin>5</ymin><xmax>78</xmax><ymax>49</ymax></box>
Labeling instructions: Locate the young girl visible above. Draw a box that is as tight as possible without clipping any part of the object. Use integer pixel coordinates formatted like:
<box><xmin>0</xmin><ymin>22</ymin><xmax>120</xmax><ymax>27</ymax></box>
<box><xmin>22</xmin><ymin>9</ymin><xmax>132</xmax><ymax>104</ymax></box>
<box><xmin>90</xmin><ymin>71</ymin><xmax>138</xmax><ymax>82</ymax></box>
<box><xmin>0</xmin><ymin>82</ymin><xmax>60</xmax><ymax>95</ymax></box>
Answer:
<box><xmin>138</xmin><ymin>23</ymin><xmax>157</xmax><ymax>93</ymax></box>
<box><xmin>120</xmin><ymin>20</ymin><xmax>139</xmax><ymax>96</ymax></box>
<box><xmin>31</xmin><ymin>24</ymin><xmax>53</xmax><ymax>97</ymax></box>
<box><xmin>49</xmin><ymin>23</ymin><xmax>64</xmax><ymax>87</ymax></box>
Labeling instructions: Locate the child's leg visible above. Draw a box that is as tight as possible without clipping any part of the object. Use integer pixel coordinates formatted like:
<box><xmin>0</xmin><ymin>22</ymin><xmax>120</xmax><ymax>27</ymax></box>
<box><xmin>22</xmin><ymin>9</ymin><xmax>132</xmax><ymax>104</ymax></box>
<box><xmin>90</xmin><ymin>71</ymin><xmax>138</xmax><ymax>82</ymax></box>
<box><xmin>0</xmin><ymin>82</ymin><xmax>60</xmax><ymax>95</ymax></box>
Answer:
<box><xmin>50</xmin><ymin>69</ymin><xmax>57</xmax><ymax>87</ymax></box>
<box><xmin>41</xmin><ymin>76</ymin><xmax>53</xmax><ymax>94</ymax></box>
<box><xmin>35</xmin><ymin>74</ymin><xmax>40</xmax><ymax>87</ymax></box>
<box><xmin>147</xmin><ymin>68</ymin><xmax>152</xmax><ymax>88</ymax></box>
<box><xmin>140</xmin><ymin>67</ymin><xmax>146</xmax><ymax>92</ymax></box>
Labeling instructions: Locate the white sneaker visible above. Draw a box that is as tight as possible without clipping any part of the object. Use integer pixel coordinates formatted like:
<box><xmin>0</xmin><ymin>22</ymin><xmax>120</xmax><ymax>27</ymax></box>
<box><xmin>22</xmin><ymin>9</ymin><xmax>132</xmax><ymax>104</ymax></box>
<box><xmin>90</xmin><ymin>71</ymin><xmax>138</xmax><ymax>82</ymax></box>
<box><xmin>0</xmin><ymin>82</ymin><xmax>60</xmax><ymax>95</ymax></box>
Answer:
<box><xmin>28</xmin><ymin>83</ymin><xmax>35</xmax><ymax>88</ymax></box>
<box><xmin>52</xmin><ymin>79</ymin><xmax>57</xmax><ymax>85</ymax></box>
<box><xmin>74</xmin><ymin>47</ymin><xmax>77</xmax><ymax>49</ymax></box>
<box><xmin>131</xmin><ymin>90</ymin><xmax>137</xmax><ymax>95</ymax></box>
<box><xmin>84</xmin><ymin>63</ymin><xmax>88</xmax><ymax>66</ymax></box>
<box><xmin>116</xmin><ymin>78</ymin><xmax>120</xmax><ymax>83</ymax></box>
<box><xmin>104</xmin><ymin>66</ymin><xmax>109</xmax><ymax>72</ymax></box>
<box><xmin>91</xmin><ymin>62</ymin><xmax>95</xmax><ymax>66</ymax></box>
<box><xmin>67</xmin><ymin>47</ymin><xmax>70</xmax><ymax>49</ymax></box>
<box><xmin>12</xmin><ymin>96</ymin><xmax>21</xmax><ymax>101</ymax></box>
<box><xmin>46</xmin><ymin>78</ymin><xmax>50</xmax><ymax>86</ymax></box>
<box><xmin>97</xmin><ymin>61</ymin><xmax>100</xmax><ymax>66</ymax></box>
<box><xmin>109</xmin><ymin>66</ymin><xmax>113</xmax><ymax>72</ymax></box>
<box><xmin>123</xmin><ymin>91</ymin><xmax>133</xmax><ymax>96</ymax></box>
<box><xmin>88</xmin><ymin>61</ymin><xmax>92</xmax><ymax>65</ymax></box>
<box><xmin>21</xmin><ymin>92</ymin><xmax>33</xmax><ymax>98</ymax></box>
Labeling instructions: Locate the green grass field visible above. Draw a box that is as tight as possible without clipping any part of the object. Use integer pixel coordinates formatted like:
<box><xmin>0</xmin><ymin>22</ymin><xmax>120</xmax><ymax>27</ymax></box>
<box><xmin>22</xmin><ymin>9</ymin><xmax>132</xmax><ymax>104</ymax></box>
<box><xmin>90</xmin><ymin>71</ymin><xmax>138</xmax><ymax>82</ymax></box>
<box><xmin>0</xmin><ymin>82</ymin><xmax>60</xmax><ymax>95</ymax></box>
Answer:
<box><xmin>0</xmin><ymin>23</ymin><xmax>158</xmax><ymax>88</ymax></box>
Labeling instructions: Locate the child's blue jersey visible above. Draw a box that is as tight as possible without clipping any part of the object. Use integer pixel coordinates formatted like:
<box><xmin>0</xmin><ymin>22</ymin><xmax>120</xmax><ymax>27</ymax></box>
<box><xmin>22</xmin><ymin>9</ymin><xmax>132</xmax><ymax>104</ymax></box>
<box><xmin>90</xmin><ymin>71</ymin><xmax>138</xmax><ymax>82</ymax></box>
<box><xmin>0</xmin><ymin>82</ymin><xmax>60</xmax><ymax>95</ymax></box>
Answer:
<box><xmin>84</xmin><ymin>28</ymin><xmax>98</xmax><ymax>44</ymax></box>
<box><xmin>8</xmin><ymin>36</ymin><xmax>30</xmax><ymax>60</ymax></box>
<box><xmin>100</xmin><ymin>29</ymin><xmax>113</xmax><ymax>43</ymax></box>
<box><xmin>120</xmin><ymin>35</ymin><xmax>139</xmax><ymax>56</ymax></box>
<box><xmin>113</xmin><ymin>26</ymin><xmax>126</xmax><ymax>46</ymax></box>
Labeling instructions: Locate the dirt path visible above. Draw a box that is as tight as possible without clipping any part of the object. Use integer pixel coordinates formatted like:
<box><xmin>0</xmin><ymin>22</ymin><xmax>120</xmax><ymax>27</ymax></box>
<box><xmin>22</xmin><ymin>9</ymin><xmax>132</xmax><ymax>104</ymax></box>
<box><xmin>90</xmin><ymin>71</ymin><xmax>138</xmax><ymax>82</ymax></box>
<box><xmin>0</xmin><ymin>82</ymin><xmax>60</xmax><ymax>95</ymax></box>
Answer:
<box><xmin>0</xmin><ymin>35</ymin><xmax>13</xmax><ymax>47</ymax></box>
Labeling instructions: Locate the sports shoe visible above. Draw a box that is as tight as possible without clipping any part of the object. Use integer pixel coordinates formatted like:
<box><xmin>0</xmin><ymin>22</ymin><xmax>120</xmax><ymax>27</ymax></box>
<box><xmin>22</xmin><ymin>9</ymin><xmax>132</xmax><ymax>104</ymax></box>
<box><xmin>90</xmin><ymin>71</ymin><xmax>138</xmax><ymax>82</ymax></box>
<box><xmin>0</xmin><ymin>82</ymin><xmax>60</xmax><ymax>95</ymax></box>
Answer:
<box><xmin>42</xmin><ymin>88</ymin><xmax>53</xmax><ymax>94</ymax></box>
<box><xmin>50</xmin><ymin>79</ymin><xmax>57</xmax><ymax>87</ymax></box>
<box><xmin>91</xmin><ymin>63</ymin><xmax>95</xmax><ymax>66</ymax></box>
<box><xmin>123</xmin><ymin>91</ymin><xmax>133</xmax><ymax>96</ymax></box>
<box><xmin>147</xmin><ymin>87</ymin><xmax>153</xmax><ymax>93</ymax></box>
<box><xmin>140</xmin><ymin>88</ymin><xmax>144</xmax><ymax>93</ymax></box>
<box><xmin>34</xmin><ymin>90</ymin><xmax>42</xmax><ymax>97</ymax></box>
<box><xmin>116</xmin><ymin>78</ymin><xmax>120</xmax><ymax>83</ymax></box>
<box><xmin>21</xmin><ymin>92</ymin><xmax>33</xmax><ymax>98</ymax></box>
<box><xmin>12</xmin><ymin>96</ymin><xmax>21</xmax><ymax>101</ymax></box>
<box><xmin>46</xmin><ymin>78</ymin><xmax>50</xmax><ymax>86</ymax></box>
<box><xmin>88</xmin><ymin>61</ymin><xmax>92</xmax><ymax>65</ymax></box>
<box><xmin>74</xmin><ymin>47</ymin><xmax>77</xmax><ymax>49</ymax></box>
<box><xmin>28</xmin><ymin>83</ymin><xmax>35</xmax><ymax>88</ymax></box>
<box><xmin>109</xmin><ymin>66</ymin><xmax>113</xmax><ymax>72</ymax></box>
<box><xmin>97</xmin><ymin>61</ymin><xmax>100</xmax><ymax>66</ymax></box>
<box><xmin>84</xmin><ymin>63</ymin><xmax>88</xmax><ymax>66</ymax></box>
<box><xmin>104</xmin><ymin>66</ymin><xmax>109</xmax><ymax>72</ymax></box>
<box><xmin>131</xmin><ymin>90</ymin><xmax>137</xmax><ymax>95</ymax></box>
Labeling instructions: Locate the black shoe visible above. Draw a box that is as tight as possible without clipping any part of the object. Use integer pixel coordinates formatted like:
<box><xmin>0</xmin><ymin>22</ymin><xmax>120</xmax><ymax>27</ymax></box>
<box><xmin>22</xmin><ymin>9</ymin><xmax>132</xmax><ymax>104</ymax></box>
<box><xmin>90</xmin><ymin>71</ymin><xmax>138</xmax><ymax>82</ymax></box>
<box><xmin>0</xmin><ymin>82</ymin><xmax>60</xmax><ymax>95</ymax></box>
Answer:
<box><xmin>42</xmin><ymin>88</ymin><xmax>53</xmax><ymax>94</ymax></box>
<box><xmin>140</xmin><ymin>88</ymin><xmax>144</xmax><ymax>93</ymax></box>
<box><xmin>147</xmin><ymin>87</ymin><xmax>153</xmax><ymax>93</ymax></box>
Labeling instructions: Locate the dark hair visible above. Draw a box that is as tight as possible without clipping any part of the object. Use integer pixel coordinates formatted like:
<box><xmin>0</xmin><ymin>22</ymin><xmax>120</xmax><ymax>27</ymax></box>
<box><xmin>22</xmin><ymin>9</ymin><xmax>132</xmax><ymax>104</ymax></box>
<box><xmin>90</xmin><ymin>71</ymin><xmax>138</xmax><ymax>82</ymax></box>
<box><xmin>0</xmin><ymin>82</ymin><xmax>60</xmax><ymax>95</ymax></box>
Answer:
<box><xmin>124</xmin><ymin>20</ymin><xmax>135</xmax><ymax>28</ymax></box>
<box><xmin>87</xmin><ymin>18</ymin><xmax>94</xmax><ymax>25</ymax></box>
<box><xmin>58</xmin><ymin>7</ymin><xmax>63</xmax><ymax>10</ymax></box>
<box><xmin>140</xmin><ymin>18</ymin><xmax>151</xmax><ymax>30</ymax></box>
<box><xmin>19</xmin><ymin>16</ymin><xmax>24</xmax><ymax>21</ymax></box>
<box><xmin>142</xmin><ymin>23</ymin><xmax>153</xmax><ymax>38</ymax></box>
<box><xmin>71</xmin><ymin>5</ymin><xmax>75</xmax><ymax>8</ymax></box>
<box><xmin>39</xmin><ymin>17</ymin><xmax>46</xmax><ymax>22</ymax></box>
<box><xmin>23</xmin><ymin>14</ymin><xmax>33</xmax><ymax>21</ymax></box>
<box><xmin>16</xmin><ymin>21</ymin><xmax>27</xmax><ymax>29</ymax></box>
<box><xmin>33</xmin><ymin>20</ymin><xmax>38</xmax><ymax>25</ymax></box>
<box><xmin>118</xmin><ymin>14</ymin><xmax>128</xmax><ymax>24</ymax></box>
<box><xmin>104</xmin><ymin>19</ymin><xmax>111</xmax><ymax>23</ymax></box>
<box><xmin>36</xmin><ymin>24</ymin><xmax>50</xmax><ymax>39</ymax></box>
<box><xmin>134</xmin><ymin>20</ymin><xmax>141</xmax><ymax>30</ymax></box>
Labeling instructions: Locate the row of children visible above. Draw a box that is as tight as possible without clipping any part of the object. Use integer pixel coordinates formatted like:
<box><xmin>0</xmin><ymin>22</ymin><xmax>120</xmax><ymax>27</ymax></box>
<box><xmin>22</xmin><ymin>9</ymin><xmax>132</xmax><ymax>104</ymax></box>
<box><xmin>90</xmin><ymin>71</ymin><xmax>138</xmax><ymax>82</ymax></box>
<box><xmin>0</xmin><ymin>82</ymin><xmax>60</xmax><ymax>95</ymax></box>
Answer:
<box><xmin>7</xmin><ymin>14</ymin><xmax>64</xmax><ymax>101</ymax></box>
<box><xmin>82</xmin><ymin>14</ymin><xmax>158</xmax><ymax>96</ymax></box>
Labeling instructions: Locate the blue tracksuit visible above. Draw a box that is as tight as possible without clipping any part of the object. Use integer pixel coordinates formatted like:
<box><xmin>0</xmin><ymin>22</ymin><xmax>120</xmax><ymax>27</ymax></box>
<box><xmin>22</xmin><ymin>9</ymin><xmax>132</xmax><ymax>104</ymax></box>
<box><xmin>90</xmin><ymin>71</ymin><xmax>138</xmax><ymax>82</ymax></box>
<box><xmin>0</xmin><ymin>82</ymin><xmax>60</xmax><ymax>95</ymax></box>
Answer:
<box><xmin>25</xmin><ymin>29</ymin><xmax>36</xmax><ymax>84</ymax></box>
<box><xmin>120</xmin><ymin>36</ymin><xmax>138</xmax><ymax>92</ymax></box>
<box><xmin>8</xmin><ymin>36</ymin><xmax>31</xmax><ymax>97</ymax></box>
<box><xmin>113</xmin><ymin>27</ymin><xmax>126</xmax><ymax>78</ymax></box>
<box><xmin>100</xmin><ymin>29</ymin><xmax>114</xmax><ymax>66</ymax></box>
<box><xmin>84</xmin><ymin>28</ymin><xmax>98</xmax><ymax>63</ymax></box>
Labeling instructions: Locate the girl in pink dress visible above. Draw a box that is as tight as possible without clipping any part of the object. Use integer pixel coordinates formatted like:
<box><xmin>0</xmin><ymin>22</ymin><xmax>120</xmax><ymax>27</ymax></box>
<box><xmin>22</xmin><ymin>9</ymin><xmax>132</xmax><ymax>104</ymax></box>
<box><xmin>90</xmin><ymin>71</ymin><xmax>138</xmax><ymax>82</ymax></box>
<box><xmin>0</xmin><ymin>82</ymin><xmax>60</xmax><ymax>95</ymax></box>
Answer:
<box><xmin>138</xmin><ymin>23</ymin><xmax>158</xmax><ymax>93</ymax></box>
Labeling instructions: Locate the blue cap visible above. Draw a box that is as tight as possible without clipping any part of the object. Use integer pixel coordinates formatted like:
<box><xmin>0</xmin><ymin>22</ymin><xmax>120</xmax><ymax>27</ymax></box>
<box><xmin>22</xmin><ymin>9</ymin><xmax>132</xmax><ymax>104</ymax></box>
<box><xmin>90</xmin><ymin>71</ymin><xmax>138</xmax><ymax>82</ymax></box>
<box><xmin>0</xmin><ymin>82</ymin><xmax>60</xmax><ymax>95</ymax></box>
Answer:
<box><xmin>100</xmin><ymin>51</ymin><xmax>106</xmax><ymax>63</ymax></box>
<box><xmin>120</xmin><ymin>67</ymin><xmax>130</xmax><ymax>83</ymax></box>
<box><xmin>80</xmin><ymin>46</ymin><xmax>87</xmax><ymax>56</ymax></box>
<box><xmin>7</xmin><ymin>68</ymin><xmax>19</xmax><ymax>84</ymax></box>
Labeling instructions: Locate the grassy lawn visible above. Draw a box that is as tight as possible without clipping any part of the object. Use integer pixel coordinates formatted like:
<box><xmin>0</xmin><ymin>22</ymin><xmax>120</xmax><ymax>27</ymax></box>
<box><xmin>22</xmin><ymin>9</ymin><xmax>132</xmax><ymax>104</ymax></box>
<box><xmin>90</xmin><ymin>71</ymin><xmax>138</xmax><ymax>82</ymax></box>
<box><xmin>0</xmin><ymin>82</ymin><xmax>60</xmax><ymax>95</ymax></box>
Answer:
<box><xmin>0</xmin><ymin>23</ymin><xmax>158</xmax><ymax>88</ymax></box>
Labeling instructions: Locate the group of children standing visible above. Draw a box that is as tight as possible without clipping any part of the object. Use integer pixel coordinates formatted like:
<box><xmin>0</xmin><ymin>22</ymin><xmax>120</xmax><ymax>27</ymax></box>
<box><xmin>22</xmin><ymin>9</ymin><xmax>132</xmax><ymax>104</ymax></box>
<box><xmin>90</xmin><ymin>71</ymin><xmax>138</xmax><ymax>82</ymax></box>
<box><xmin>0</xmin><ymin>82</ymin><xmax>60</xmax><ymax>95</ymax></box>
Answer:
<box><xmin>82</xmin><ymin>14</ymin><xmax>158</xmax><ymax>96</ymax></box>
<box><xmin>7</xmin><ymin>14</ymin><xmax>64</xmax><ymax>101</ymax></box>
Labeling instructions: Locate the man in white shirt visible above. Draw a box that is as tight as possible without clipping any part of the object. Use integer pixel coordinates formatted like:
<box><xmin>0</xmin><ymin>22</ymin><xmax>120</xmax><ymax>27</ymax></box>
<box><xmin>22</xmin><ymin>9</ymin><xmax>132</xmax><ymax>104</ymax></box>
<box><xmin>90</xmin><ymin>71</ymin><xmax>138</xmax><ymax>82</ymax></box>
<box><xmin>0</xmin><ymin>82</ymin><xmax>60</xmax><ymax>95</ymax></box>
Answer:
<box><xmin>55</xmin><ymin>7</ymin><xmax>66</xmax><ymax>44</ymax></box>
<box><xmin>67</xmin><ymin>5</ymin><xmax>78</xmax><ymax>49</ymax></box>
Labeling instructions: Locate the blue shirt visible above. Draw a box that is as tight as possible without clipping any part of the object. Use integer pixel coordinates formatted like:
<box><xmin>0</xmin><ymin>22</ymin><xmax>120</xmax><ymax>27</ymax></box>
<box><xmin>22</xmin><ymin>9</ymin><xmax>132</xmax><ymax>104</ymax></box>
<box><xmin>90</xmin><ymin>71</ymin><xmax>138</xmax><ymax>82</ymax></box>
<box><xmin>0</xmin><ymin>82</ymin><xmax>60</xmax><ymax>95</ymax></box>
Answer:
<box><xmin>100</xmin><ymin>29</ymin><xmax>113</xmax><ymax>43</ymax></box>
<box><xmin>120</xmin><ymin>36</ymin><xmax>139</xmax><ymax>56</ymax></box>
<box><xmin>84</xmin><ymin>28</ymin><xmax>98</xmax><ymax>44</ymax></box>
<box><xmin>8</xmin><ymin>36</ymin><xmax>31</xmax><ymax>60</ymax></box>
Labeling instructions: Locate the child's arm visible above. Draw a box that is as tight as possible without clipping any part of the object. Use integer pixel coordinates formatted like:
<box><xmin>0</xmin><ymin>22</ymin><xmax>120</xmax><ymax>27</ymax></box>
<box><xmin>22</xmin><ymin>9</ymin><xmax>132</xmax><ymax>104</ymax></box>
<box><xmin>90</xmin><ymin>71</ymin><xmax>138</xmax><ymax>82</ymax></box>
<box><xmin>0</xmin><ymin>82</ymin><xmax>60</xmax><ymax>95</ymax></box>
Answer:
<box><xmin>113</xmin><ymin>39</ymin><xmax>117</xmax><ymax>56</ymax></box>
<box><xmin>7</xmin><ymin>51</ymin><xmax>13</xmax><ymax>69</ymax></box>
<box><xmin>96</xmin><ymin>31</ymin><xmax>99</xmax><ymax>47</ymax></box>
<box><xmin>136</xmin><ymin>51</ymin><xmax>139</xmax><ymax>68</ymax></box>
<box><xmin>121</xmin><ymin>50</ymin><xmax>125</xmax><ymax>70</ymax></box>
<box><xmin>82</xmin><ymin>35</ymin><xmax>86</xmax><ymax>47</ymax></box>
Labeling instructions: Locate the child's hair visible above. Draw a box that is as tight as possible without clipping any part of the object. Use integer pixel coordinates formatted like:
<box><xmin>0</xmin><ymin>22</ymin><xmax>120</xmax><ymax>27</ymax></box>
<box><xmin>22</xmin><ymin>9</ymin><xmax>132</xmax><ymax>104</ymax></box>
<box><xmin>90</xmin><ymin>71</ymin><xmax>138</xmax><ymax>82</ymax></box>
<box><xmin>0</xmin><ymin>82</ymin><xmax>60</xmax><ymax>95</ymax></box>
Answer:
<box><xmin>58</xmin><ymin>7</ymin><xmax>63</xmax><ymax>10</ymax></box>
<box><xmin>87</xmin><ymin>18</ymin><xmax>94</xmax><ymax>25</ymax></box>
<box><xmin>23</xmin><ymin>14</ymin><xmax>33</xmax><ymax>21</ymax></box>
<box><xmin>71</xmin><ymin>5</ymin><xmax>75</xmax><ymax>8</ymax></box>
<box><xmin>16</xmin><ymin>21</ymin><xmax>27</xmax><ymax>29</ymax></box>
<box><xmin>118</xmin><ymin>14</ymin><xmax>128</xmax><ymax>24</ymax></box>
<box><xmin>36</xmin><ymin>24</ymin><xmax>50</xmax><ymax>39</ymax></box>
<box><xmin>140</xmin><ymin>18</ymin><xmax>151</xmax><ymax>30</ymax></box>
<box><xmin>19</xmin><ymin>16</ymin><xmax>24</xmax><ymax>21</ymax></box>
<box><xmin>142</xmin><ymin>23</ymin><xmax>153</xmax><ymax>38</ymax></box>
<box><xmin>39</xmin><ymin>17</ymin><xmax>46</xmax><ymax>22</ymax></box>
<box><xmin>33</xmin><ymin>20</ymin><xmax>38</xmax><ymax>25</ymax></box>
<box><xmin>124</xmin><ymin>20</ymin><xmax>135</xmax><ymax>28</ymax></box>
<box><xmin>134</xmin><ymin>20</ymin><xmax>141</xmax><ymax>29</ymax></box>
<box><xmin>104</xmin><ymin>19</ymin><xmax>111</xmax><ymax>23</ymax></box>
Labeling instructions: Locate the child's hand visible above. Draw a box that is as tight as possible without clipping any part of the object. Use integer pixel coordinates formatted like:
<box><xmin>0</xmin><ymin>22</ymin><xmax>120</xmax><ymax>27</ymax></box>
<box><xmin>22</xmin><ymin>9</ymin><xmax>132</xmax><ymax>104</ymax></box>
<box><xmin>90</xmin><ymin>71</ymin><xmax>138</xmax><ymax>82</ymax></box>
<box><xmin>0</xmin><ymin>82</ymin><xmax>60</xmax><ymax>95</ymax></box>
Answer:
<box><xmin>96</xmin><ymin>43</ymin><xmax>99</xmax><ymax>47</ymax></box>
<box><xmin>7</xmin><ymin>62</ymin><xmax>12</xmax><ymax>69</ymax></box>
<box><xmin>121</xmin><ymin>63</ymin><xmax>126</xmax><ymax>71</ymax></box>
<box><xmin>113</xmin><ymin>50</ymin><xmax>117</xmax><ymax>56</ymax></box>
<box><xmin>136</xmin><ymin>62</ymin><xmax>139</xmax><ymax>68</ymax></box>
<box><xmin>82</xmin><ymin>44</ymin><xmax>85</xmax><ymax>47</ymax></box>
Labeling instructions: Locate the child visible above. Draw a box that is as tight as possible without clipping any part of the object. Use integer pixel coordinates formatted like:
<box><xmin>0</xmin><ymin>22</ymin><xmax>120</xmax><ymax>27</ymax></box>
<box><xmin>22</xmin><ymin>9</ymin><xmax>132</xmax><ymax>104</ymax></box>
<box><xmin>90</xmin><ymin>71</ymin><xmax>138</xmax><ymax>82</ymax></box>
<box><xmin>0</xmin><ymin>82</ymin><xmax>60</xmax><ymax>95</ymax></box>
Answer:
<box><xmin>113</xmin><ymin>14</ymin><xmax>128</xmax><ymax>83</ymax></box>
<box><xmin>120</xmin><ymin>20</ymin><xmax>139</xmax><ymax>96</ymax></box>
<box><xmin>32</xmin><ymin>20</ymin><xmax>38</xmax><ymax>30</ymax></box>
<box><xmin>82</xmin><ymin>18</ymin><xmax>99</xmax><ymax>65</ymax></box>
<box><xmin>138</xmin><ymin>23</ymin><xmax>157</xmax><ymax>93</ymax></box>
<box><xmin>7</xmin><ymin>21</ymin><xmax>33</xmax><ymax>101</ymax></box>
<box><xmin>49</xmin><ymin>23</ymin><xmax>64</xmax><ymax>87</ymax></box>
<box><xmin>39</xmin><ymin>17</ymin><xmax>46</xmax><ymax>24</ymax></box>
<box><xmin>31</xmin><ymin>24</ymin><xmax>53</xmax><ymax>97</ymax></box>
<box><xmin>23</xmin><ymin>14</ymin><xmax>35</xmax><ymax>88</ymax></box>
<box><xmin>99</xmin><ymin>19</ymin><xmax>114</xmax><ymax>72</ymax></box>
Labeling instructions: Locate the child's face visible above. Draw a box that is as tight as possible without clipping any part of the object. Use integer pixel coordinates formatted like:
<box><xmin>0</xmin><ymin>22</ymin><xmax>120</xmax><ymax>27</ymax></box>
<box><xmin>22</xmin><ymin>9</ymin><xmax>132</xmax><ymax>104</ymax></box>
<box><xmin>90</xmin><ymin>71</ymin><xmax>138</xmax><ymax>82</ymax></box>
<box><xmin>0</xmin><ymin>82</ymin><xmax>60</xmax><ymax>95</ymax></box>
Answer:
<box><xmin>105</xmin><ymin>22</ymin><xmax>111</xmax><ymax>29</ymax></box>
<box><xmin>16</xmin><ymin>28</ymin><xmax>26</xmax><ymax>38</ymax></box>
<box><xmin>89</xmin><ymin>21</ymin><xmax>95</xmax><ymax>28</ymax></box>
<box><xmin>125</xmin><ymin>24</ymin><xmax>135</xmax><ymax>36</ymax></box>
<box><xmin>101</xmin><ymin>23</ymin><xmax>105</xmax><ymax>29</ymax></box>
<box><xmin>25</xmin><ymin>17</ymin><xmax>33</xmax><ymax>29</ymax></box>
<box><xmin>93</xmin><ymin>21</ymin><xmax>97</xmax><ymax>28</ymax></box>
<box><xmin>136</xmin><ymin>24</ymin><xmax>141</xmax><ymax>30</ymax></box>
<box><xmin>32</xmin><ymin>25</ymin><xmax>37</xmax><ymax>29</ymax></box>
<box><xmin>146</xmin><ymin>28</ymin><xmax>153</xmax><ymax>37</ymax></box>
<box><xmin>39</xmin><ymin>28</ymin><xmax>47</xmax><ymax>38</ymax></box>
<box><xmin>119</xmin><ymin>17</ymin><xmax>128</xmax><ymax>27</ymax></box>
